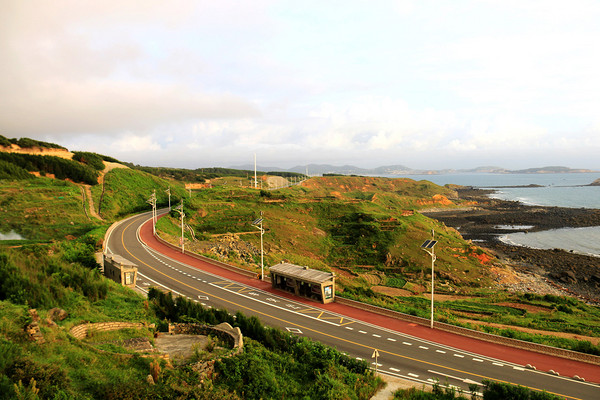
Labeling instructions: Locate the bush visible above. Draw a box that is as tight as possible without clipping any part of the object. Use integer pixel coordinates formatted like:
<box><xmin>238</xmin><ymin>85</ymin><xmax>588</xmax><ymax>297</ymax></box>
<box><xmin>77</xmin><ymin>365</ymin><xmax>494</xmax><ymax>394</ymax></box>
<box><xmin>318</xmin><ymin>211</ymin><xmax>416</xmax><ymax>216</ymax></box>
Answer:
<box><xmin>482</xmin><ymin>380</ymin><xmax>562</xmax><ymax>399</ymax></box>
<box><xmin>72</xmin><ymin>152</ymin><xmax>105</xmax><ymax>171</ymax></box>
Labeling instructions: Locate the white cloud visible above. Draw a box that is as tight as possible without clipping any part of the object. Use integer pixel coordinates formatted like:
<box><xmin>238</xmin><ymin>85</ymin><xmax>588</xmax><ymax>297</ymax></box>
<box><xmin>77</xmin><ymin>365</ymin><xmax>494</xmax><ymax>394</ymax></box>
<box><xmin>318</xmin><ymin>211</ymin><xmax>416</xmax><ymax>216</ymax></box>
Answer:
<box><xmin>1</xmin><ymin>1</ymin><xmax>599</xmax><ymax>170</ymax></box>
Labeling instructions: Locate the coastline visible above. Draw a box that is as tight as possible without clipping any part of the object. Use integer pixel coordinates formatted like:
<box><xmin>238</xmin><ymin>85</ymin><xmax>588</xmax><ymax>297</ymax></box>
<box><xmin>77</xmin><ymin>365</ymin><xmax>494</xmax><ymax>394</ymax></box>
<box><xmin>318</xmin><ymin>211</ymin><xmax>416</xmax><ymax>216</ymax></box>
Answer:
<box><xmin>424</xmin><ymin>188</ymin><xmax>600</xmax><ymax>303</ymax></box>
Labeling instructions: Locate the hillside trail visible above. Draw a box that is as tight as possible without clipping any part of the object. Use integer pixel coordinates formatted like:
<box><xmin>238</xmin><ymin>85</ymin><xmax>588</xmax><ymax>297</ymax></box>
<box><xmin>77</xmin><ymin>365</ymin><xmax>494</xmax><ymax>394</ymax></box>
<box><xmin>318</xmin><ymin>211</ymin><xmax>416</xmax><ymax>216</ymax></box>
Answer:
<box><xmin>81</xmin><ymin>161</ymin><xmax>128</xmax><ymax>221</ymax></box>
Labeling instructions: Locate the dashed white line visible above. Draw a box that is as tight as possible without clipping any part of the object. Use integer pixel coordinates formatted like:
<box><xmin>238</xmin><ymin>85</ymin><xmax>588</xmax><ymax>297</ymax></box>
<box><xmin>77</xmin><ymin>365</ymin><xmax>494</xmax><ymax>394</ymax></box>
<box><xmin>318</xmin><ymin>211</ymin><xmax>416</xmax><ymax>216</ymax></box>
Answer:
<box><xmin>454</xmin><ymin>354</ymin><xmax>465</xmax><ymax>358</ymax></box>
<box><xmin>345</xmin><ymin>327</ymin><xmax>354</xmax><ymax>330</ymax></box>
<box><xmin>493</xmin><ymin>362</ymin><xmax>504</xmax><ymax>367</ymax></box>
<box><xmin>472</xmin><ymin>358</ymin><xmax>484</xmax><ymax>362</ymax></box>
<box><xmin>373</xmin><ymin>334</ymin><xmax>381</xmax><ymax>338</ymax></box>
<box><xmin>408</xmin><ymin>373</ymin><xmax>419</xmax><ymax>378</ymax></box>
<box><xmin>436</xmin><ymin>350</ymin><xmax>446</xmax><ymax>354</ymax></box>
<box><xmin>390</xmin><ymin>368</ymin><xmax>401</xmax><ymax>372</ymax></box>
<box><xmin>403</xmin><ymin>342</ymin><xmax>413</xmax><ymax>346</ymax></box>
<box><xmin>387</xmin><ymin>338</ymin><xmax>397</xmax><ymax>342</ymax></box>
<box><xmin>419</xmin><ymin>346</ymin><xmax>429</xmax><ymax>350</ymax></box>
<box><xmin>359</xmin><ymin>330</ymin><xmax>367</xmax><ymax>334</ymax></box>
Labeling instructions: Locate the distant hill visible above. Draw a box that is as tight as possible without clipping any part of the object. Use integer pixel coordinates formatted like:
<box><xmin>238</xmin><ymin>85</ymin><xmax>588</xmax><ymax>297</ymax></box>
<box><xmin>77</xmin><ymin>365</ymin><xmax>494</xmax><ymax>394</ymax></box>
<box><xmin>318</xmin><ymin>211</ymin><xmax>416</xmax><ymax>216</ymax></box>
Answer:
<box><xmin>229</xmin><ymin>163</ymin><xmax>596</xmax><ymax>176</ymax></box>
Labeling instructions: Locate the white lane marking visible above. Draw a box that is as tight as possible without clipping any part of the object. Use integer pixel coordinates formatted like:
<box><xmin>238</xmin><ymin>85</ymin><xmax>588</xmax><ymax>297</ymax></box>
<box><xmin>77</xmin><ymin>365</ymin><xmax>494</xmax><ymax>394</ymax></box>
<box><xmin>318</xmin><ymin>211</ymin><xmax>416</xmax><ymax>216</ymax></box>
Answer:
<box><xmin>359</xmin><ymin>330</ymin><xmax>367</xmax><ymax>334</ymax></box>
<box><xmin>390</xmin><ymin>368</ymin><xmax>401</xmax><ymax>372</ymax></box>
<box><xmin>429</xmin><ymin>370</ymin><xmax>483</xmax><ymax>386</ymax></box>
<box><xmin>454</xmin><ymin>354</ymin><xmax>464</xmax><ymax>358</ymax></box>
<box><xmin>373</xmin><ymin>334</ymin><xmax>381</xmax><ymax>338</ymax></box>
<box><xmin>208</xmin><ymin>283</ymin><xmax>341</xmax><ymax>327</ymax></box>
<box><xmin>198</xmin><ymin>295</ymin><xmax>209</xmax><ymax>300</ymax></box>
<box><xmin>408</xmin><ymin>373</ymin><xmax>419</xmax><ymax>378</ymax></box>
<box><xmin>403</xmin><ymin>342</ymin><xmax>413</xmax><ymax>346</ymax></box>
<box><xmin>472</xmin><ymin>358</ymin><xmax>484</xmax><ymax>362</ymax></box>
<box><xmin>436</xmin><ymin>350</ymin><xmax>446</xmax><ymax>354</ymax></box>
<box><xmin>346</xmin><ymin>327</ymin><xmax>354</xmax><ymax>330</ymax></box>
<box><xmin>286</xmin><ymin>327</ymin><xmax>303</xmax><ymax>334</ymax></box>
<box><xmin>419</xmin><ymin>346</ymin><xmax>429</xmax><ymax>350</ymax></box>
<box><xmin>513</xmin><ymin>367</ymin><xmax>525</xmax><ymax>371</ymax></box>
<box><xmin>387</xmin><ymin>338</ymin><xmax>396</xmax><ymax>342</ymax></box>
<box><xmin>493</xmin><ymin>362</ymin><xmax>504</xmax><ymax>367</ymax></box>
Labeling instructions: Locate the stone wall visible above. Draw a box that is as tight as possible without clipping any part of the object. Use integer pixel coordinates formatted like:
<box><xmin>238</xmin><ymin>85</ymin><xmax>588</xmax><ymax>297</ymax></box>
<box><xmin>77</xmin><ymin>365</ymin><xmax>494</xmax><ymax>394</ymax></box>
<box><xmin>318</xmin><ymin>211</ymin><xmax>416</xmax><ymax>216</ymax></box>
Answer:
<box><xmin>168</xmin><ymin>322</ymin><xmax>243</xmax><ymax>352</ymax></box>
<box><xmin>69</xmin><ymin>322</ymin><xmax>147</xmax><ymax>340</ymax></box>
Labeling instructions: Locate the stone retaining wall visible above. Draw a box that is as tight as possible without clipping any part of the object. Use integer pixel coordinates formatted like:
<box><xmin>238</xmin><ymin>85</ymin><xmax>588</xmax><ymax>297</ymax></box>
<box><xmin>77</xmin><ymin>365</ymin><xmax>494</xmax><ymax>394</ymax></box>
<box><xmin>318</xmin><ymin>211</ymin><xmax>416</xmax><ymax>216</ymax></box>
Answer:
<box><xmin>69</xmin><ymin>322</ymin><xmax>147</xmax><ymax>340</ymax></box>
<box><xmin>168</xmin><ymin>322</ymin><xmax>243</xmax><ymax>352</ymax></box>
<box><xmin>336</xmin><ymin>297</ymin><xmax>600</xmax><ymax>365</ymax></box>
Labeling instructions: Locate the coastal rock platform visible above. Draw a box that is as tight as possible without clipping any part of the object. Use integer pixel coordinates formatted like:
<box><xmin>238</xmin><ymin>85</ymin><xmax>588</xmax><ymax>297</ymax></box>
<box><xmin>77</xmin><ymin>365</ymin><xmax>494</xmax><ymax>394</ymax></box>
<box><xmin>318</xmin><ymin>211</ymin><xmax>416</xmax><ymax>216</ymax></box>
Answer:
<box><xmin>424</xmin><ymin>188</ymin><xmax>600</xmax><ymax>302</ymax></box>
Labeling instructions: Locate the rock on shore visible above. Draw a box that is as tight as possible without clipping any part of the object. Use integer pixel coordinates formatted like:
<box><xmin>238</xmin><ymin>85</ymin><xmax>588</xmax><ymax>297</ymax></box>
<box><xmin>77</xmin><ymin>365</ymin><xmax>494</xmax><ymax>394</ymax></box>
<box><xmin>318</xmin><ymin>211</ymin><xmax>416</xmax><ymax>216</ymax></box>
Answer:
<box><xmin>424</xmin><ymin>188</ymin><xmax>600</xmax><ymax>302</ymax></box>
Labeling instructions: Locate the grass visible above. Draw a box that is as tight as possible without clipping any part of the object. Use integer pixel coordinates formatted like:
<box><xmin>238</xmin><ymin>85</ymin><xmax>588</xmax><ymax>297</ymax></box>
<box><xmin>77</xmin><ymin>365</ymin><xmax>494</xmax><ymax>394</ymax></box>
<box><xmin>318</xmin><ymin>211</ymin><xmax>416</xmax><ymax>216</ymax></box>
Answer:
<box><xmin>0</xmin><ymin>178</ymin><xmax>101</xmax><ymax>241</ymax></box>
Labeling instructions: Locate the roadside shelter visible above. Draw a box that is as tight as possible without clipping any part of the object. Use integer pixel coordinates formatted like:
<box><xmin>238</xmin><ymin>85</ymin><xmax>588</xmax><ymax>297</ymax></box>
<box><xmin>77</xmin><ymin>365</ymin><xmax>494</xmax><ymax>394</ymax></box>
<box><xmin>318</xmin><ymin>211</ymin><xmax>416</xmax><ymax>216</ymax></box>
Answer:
<box><xmin>269</xmin><ymin>262</ymin><xmax>335</xmax><ymax>304</ymax></box>
<box><xmin>103</xmin><ymin>254</ymin><xmax>138</xmax><ymax>288</ymax></box>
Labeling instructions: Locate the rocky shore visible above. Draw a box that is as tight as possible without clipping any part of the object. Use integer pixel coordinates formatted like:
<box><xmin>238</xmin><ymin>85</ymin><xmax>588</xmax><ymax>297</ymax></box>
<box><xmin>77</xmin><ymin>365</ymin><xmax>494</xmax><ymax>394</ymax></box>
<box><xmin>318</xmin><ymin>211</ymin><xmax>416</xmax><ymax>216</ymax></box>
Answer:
<box><xmin>424</xmin><ymin>188</ymin><xmax>600</xmax><ymax>303</ymax></box>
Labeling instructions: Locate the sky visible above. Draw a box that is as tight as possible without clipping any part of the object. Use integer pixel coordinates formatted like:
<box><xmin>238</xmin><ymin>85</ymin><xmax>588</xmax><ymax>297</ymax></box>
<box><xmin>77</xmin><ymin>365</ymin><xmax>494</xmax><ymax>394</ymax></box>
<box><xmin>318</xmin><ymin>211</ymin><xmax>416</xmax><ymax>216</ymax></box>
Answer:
<box><xmin>2</xmin><ymin>0</ymin><xmax>600</xmax><ymax>170</ymax></box>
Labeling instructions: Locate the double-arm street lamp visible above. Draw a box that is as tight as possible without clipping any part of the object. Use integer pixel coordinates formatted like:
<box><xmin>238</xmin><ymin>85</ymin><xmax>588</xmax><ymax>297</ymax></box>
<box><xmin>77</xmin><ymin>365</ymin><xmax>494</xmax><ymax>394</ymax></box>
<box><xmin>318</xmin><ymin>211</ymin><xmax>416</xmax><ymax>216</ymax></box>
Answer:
<box><xmin>147</xmin><ymin>190</ymin><xmax>157</xmax><ymax>235</ymax></box>
<box><xmin>421</xmin><ymin>230</ymin><xmax>437</xmax><ymax>329</ymax></box>
<box><xmin>251</xmin><ymin>212</ymin><xmax>265</xmax><ymax>280</ymax></box>
<box><xmin>174</xmin><ymin>200</ymin><xmax>185</xmax><ymax>253</ymax></box>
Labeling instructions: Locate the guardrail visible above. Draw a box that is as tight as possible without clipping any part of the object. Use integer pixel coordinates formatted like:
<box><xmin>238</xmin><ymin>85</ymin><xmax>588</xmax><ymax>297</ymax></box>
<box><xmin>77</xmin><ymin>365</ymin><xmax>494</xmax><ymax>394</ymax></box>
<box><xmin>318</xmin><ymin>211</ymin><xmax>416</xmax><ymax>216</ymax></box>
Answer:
<box><xmin>153</xmin><ymin>232</ymin><xmax>267</xmax><ymax>282</ymax></box>
<box><xmin>142</xmin><ymin>213</ymin><xmax>600</xmax><ymax>366</ymax></box>
<box><xmin>335</xmin><ymin>297</ymin><xmax>600</xmax><ymax>365</ymax></box>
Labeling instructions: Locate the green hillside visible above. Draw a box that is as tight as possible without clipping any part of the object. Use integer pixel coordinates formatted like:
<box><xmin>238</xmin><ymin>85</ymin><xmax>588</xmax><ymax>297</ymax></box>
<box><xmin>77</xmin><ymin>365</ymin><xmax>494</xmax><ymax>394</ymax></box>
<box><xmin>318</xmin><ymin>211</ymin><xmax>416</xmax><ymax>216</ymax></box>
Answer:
<box><xmin>0</xmin><ymin>140</ymin><xmax>383</xmax><ymax>399</ymax></box>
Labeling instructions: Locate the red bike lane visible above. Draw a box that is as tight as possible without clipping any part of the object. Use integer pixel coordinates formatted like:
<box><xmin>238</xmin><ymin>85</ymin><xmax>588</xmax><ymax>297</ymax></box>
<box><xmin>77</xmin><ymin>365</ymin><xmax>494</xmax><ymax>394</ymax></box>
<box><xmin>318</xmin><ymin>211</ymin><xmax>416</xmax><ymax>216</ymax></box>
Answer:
<box><xmin>139</xmin><ymin>220</ymin><xmax>600</xmax><ymax>383</ymax></box>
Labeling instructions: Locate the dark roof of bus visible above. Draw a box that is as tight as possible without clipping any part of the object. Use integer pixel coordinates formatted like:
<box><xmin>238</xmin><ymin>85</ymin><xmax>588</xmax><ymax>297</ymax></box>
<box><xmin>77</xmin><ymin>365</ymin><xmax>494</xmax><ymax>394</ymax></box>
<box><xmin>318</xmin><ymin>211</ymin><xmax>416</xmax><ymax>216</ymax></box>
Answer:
<box><xmin>269</xmin><ymin>262</ymin><xmax>334</xmax><ymax>284</ymax></box>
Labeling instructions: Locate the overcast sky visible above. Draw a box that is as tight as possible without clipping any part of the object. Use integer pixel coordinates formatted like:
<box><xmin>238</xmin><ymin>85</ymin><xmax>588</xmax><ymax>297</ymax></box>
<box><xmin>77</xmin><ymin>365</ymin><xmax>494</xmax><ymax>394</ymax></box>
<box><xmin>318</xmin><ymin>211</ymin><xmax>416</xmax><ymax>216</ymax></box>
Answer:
<box><xmin>2</xmin><ymin>1</ymin><xmax>600</xmax><ymax>170</ymax></box>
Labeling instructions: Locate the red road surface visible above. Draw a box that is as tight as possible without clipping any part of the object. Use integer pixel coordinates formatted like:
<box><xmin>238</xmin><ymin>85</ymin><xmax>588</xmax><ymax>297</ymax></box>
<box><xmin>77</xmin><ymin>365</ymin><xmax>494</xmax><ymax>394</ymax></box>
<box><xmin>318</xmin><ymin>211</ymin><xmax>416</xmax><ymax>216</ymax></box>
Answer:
<box><xmin>140</xmin><ymin>219</ymin><xmax>600</xmax><ymax>383</ymax></box>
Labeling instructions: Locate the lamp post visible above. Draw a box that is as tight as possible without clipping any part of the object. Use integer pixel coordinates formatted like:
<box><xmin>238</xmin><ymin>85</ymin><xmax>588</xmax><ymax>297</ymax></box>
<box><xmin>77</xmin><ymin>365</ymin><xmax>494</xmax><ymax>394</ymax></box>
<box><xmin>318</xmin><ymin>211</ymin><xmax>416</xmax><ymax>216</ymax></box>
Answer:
<box><xmin>251</xmin><ymin>212</ymin><xmax>265</xmax><ymax>280</ymax></box>
<box><xmin>165</xmin><ymin>187</ymin><xmax>171</xmax><ymax>210</ymax></box>
<box><xmin>420</xmin><ymin>230</ymin><xmax>437</xmax><ymax>329</ymax></box>
<box><xmin>146</xmin><ymin>190</ymin><xmax>157</xmax><ymax>235</ymax></box>
<box><xmin>174</xmin><ymin>200</ymin><xmax>185</xmax><ymax>253</ymax></box>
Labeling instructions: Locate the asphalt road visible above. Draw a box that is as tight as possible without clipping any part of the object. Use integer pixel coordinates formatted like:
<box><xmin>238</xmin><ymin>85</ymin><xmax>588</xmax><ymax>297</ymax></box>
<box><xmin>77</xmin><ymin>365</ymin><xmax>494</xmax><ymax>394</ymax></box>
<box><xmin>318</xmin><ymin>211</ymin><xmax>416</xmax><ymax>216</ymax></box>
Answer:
<box><xmin>105</xmin><ymin>210</ymin><xmax>600</xmax><ymax>399</ymax></box>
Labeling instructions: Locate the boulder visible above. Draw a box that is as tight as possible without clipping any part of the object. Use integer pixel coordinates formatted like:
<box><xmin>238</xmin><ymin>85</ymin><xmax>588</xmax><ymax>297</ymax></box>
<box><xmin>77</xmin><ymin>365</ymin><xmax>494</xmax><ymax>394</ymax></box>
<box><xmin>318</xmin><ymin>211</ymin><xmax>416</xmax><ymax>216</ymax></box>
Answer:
<box><xmin>48</xmin><ymin>308</ymin><xmax>68</xmax><ymax>321</ymax></box>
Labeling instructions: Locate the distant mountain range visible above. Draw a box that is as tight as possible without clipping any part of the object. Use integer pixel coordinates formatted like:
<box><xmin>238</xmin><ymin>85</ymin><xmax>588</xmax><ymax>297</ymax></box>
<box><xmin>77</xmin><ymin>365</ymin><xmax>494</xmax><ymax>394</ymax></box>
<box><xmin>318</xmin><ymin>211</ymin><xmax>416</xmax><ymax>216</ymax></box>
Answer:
<box><xmin>229</xmin><ymin>164</ymin><xmax>597</xmax><ymax>176</ymax></box>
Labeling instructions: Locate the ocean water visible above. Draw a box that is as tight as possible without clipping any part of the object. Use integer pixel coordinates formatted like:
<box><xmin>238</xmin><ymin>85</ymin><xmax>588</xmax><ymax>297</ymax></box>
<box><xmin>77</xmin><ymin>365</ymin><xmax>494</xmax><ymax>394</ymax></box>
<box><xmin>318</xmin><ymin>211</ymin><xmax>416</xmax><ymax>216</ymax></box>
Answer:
<box><xmin>394</xmin><ymin>172</ymin><xmax>600</xmax><ymax>257</ymax></box>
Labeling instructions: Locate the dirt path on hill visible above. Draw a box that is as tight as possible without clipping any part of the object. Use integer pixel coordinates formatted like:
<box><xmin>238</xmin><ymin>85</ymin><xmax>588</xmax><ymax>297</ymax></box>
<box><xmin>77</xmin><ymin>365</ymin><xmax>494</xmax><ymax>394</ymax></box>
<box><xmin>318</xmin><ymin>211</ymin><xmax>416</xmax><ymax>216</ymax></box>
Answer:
<box><xmin>84</xmin><ymin>162</ymin><xmax>128</xmax><ymax>220</ymax></box>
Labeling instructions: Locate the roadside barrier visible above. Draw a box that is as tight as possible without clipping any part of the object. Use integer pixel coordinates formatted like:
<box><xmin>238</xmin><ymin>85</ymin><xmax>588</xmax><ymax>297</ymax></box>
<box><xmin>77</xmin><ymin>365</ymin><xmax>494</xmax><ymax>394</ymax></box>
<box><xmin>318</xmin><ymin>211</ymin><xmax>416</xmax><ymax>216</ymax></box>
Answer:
<box><xmin>336</xmin><ymin>297</ymin><xmax>600</xmax><ymax>365</ymax></box>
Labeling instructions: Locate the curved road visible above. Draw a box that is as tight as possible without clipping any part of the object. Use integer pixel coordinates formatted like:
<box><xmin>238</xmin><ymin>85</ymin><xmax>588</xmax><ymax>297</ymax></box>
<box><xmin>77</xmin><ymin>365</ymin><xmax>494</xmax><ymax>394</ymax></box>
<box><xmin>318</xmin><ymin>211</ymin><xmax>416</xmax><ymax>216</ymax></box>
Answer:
<box><xmin>105</xmin><ymin>210</ymin><xmax>600</xmax><ymax>399</ymax></box>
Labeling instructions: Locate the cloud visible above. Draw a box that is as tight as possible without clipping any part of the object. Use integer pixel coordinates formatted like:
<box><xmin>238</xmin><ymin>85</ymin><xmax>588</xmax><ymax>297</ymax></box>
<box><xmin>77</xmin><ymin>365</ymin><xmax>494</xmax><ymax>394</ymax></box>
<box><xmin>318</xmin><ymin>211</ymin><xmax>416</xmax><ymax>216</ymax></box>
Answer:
<box><xmin>1</xmin><ymin>1</ymin><xmax>599</xmax><ymax>170</ymax></box>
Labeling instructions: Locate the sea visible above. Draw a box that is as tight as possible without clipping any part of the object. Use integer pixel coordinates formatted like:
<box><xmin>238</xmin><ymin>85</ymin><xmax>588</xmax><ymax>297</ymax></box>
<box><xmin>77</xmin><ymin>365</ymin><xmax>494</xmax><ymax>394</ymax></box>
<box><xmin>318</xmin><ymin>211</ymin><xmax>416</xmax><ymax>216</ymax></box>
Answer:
<box><xmin>394</xmin><ymin>172</ymin><xmax>600</xmax><ymax>258</ymax></box>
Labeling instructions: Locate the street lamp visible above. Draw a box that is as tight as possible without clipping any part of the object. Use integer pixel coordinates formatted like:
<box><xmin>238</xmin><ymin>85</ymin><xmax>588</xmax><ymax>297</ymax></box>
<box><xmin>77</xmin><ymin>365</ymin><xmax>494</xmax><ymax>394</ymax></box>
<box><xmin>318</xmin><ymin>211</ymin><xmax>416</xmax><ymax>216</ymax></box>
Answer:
<box><xmin>420</xmin><ymin>230</ymin><xmax>437</xmax><ymax>329</ymax></box>
<box><xmin>251</xmin><ymin>212</ymin><xmax>265</xmax><ymax>280</ymax></box>
<box><xmin>146</xmin><ymin>190</ymin><xmax>157</xmax><ymax>235</ymax></box>
<box><xmin>165</xmin><ymin>187</ymin><xmax>171</xmax><ymax>210</ymax></box>
<box><xmin>174</xmin><ymin>200</ymin><xmax>185</xmax><ymax>253</ymax></box>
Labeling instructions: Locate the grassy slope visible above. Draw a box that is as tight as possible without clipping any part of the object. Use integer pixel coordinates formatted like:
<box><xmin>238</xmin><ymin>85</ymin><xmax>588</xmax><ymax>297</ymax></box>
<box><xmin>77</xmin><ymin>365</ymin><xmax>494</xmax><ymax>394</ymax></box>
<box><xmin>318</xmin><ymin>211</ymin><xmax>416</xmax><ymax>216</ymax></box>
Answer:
<box><xmin>156</xmin><ymin>175</ymin><xmax>600</xmax><ymax>353</ymax></box>
<box><xmin>0</xmin><ymin>178</ymin><xmax>100</xmax><ymax>241</ymax></box>
<box><xmin>0</xmin><ymin>164</ymin><xmax>382</xmax><ymax>398</ymax></box>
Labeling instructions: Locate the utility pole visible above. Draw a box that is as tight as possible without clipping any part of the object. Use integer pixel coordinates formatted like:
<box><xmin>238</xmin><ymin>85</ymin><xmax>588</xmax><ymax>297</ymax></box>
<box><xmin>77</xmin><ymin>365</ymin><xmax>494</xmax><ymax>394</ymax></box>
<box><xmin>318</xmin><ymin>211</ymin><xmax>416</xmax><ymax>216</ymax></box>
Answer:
<box><xmin>174</xmin><ymin>200</ymin><xmax>185</xmax><ymax>253</ymax></box>
<box><xmin>254</xmin><ymin>153</ymin><xmax>258</xmax><ymax>189</ymax></box>
<box><xmin>147</xmin><ymin>190</ymin><xmax>157</xmax><ymax>235</ymax></box>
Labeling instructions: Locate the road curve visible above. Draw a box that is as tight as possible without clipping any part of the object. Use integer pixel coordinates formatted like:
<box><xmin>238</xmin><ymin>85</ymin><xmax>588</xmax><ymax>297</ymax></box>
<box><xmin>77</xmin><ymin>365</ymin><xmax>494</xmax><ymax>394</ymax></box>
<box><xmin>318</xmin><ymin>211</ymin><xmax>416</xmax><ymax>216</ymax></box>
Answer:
<box><xmin>105</xmin><ymin>210</ymin><xmax>600</xmax><ymax>399</ymax></box>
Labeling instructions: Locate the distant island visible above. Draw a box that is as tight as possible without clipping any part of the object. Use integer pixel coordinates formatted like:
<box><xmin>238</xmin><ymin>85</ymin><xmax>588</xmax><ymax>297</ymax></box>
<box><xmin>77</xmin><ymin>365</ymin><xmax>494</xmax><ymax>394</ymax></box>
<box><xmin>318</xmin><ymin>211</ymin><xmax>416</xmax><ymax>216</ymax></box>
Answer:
<box><xmin>228</xmin><ymin>163</ymin><xmax>597</xmax><ymax>177</ymax></box>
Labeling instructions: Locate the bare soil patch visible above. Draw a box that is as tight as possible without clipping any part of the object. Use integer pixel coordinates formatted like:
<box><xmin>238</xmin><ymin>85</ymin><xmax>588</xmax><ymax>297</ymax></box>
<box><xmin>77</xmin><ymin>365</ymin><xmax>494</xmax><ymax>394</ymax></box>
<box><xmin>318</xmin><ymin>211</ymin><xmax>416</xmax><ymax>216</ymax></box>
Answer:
<box><xmin>372</xmin><ymin>286</ymin><xmax>413</xmax><ymax>297</ymax></box>
<box><xmin>495</xmin><ymin>302</ymin><xmax>551</xmax><ymax>313</ymax></box>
